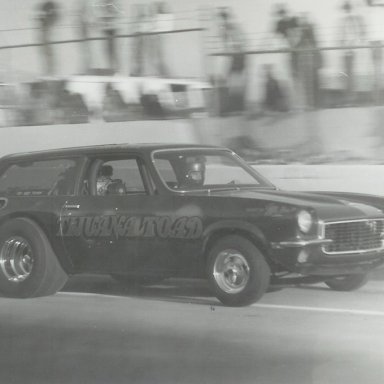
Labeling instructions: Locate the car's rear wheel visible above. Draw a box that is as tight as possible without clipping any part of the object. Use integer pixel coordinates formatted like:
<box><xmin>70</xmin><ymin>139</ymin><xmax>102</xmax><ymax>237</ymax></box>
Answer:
<box><xmin>324</xmin><ymin>273</ymin><xmax>369</xmax><ymax>291</ymax></box>
<box><xmin>207</xmin><ymin>235</ymin><xmax>270</xmax><ymax>307</ymax></box>
<box><xmin>0</xmin><ymin>218</ymin><xmax>67</xmax><ymax>298</ymax></box>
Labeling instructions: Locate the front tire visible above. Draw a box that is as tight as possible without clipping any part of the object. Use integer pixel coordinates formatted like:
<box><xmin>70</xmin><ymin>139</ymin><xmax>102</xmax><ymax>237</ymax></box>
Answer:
<box><xmin>207</xmin><ymin>235</ymin><xmax>270</xmax><ymax>307</ymax></box>
<box><xmin>0</xmin><ymin>218</ymin><xmax>68</xmax><ymax>298</ymax></box>
<box><xmin>325</xmin><ymin>273</ymin><xmax>369</xmax><ymax>292</ymax></box>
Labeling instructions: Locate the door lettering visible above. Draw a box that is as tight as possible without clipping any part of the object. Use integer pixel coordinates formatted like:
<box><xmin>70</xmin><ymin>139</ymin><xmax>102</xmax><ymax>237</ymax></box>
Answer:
<box><xmin>59</xmin><ymin>215</ymin><xmax>203</xmax><ymax>239</ymax></box>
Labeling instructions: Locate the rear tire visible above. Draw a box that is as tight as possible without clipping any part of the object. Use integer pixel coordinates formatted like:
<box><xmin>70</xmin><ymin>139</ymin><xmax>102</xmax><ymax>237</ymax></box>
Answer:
<box><xmin>325</xmin><ymin>273</ymin><xmax>369</xmax><ymax>292</ymax></box>
<box><xmin>207</xmin><ymin>235</ymin><xmax>270</xmax><ymax>307</ymax></box>
<box><xmin>0</xmin><ymin>218</ymin><xmax>68</xmax><ymax>298</ymax></box>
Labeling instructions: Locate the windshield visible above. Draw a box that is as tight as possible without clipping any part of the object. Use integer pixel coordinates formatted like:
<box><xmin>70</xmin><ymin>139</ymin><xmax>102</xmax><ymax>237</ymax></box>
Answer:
<box><xmin>152</xmin><ymin>149</ymin><xmax>275</xmax><ymax>192</ymax></box>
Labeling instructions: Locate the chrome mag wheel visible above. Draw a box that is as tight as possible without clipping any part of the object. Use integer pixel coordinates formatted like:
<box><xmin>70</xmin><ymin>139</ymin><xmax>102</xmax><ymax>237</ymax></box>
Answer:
<box><xmin>213</xmin><ymin>249</ymin><xmax>250</xmax><ymax>294</ymax></box>
<box><xmin>0</xmin><ymin>236</ymin><xmax>34</xmax><ymax>283</ymax></box>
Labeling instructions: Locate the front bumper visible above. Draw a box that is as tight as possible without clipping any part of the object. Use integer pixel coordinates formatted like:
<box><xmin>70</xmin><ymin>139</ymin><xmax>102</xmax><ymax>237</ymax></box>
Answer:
<box><xmin>270</xmin><ymin>238</ymin><xmax>384</xmax><ymax>276</ymax></box>
<box><xmin>271</xmin><ymin>238</ymin><xmax>333</xmax><ymax>249</ymax></box>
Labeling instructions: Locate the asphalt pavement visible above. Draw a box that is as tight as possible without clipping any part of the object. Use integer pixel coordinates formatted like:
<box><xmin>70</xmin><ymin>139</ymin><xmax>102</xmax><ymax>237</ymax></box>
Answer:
<box><xmin>1</xmin><ymin>275</ymin><xmax>384</xmax><ymax>384</ymax></box>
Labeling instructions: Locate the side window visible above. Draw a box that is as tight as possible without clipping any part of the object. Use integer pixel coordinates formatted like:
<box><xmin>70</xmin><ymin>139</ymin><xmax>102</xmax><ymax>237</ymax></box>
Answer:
<box><xmin>94</xmin><ymin>158</ymin><xmax>146</xmax><ymax>196</ymax></box>
<box><xmin>204</xmin><ymin>156</ymin><xmax>258</xmax><ymax>185</ymax></box>
<box><xmin>0</xmin><ymin>158</ymin><xmax>78</xmax><ymax>196</ymax></box>
<box><xmin>153</xmin><ymin>159</ymin><xmax>177</xmax><ymax>188</ymax></box>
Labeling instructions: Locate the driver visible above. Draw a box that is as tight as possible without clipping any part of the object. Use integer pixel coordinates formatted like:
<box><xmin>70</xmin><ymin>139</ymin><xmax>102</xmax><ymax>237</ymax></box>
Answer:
<box><xmin>179</xmin><ymin>155</ymin><xmax>206</xmax><ymax>188</ymax></box>
<box><xmin>96</xmin><ymin>164</ymin><xmax>114</xmax><ymax>195</ymax></box>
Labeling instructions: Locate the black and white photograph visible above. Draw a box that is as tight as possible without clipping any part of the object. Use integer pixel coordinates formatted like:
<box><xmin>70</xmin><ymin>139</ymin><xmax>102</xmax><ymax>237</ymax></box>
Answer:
<box><xmin>1</xmin><ymin>1</ymin><xmax>384</xmax><ymax>383</ymax></box>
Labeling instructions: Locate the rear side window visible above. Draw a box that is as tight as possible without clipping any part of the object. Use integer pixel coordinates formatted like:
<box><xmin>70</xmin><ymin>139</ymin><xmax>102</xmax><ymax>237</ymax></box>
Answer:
<box><xmin>0</xmin><ymin>158</ymin><xmax>78</xmax><ymax>196</ymax></box>
<box><xmin>93</xmin><ymin>158</ymin><xmax>147</xmax><ymax>196</ymax></box>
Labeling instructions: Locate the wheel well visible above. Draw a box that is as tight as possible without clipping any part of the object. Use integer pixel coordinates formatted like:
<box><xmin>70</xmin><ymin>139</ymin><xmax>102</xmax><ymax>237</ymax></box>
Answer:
<box><xmin>0</xmin><ymin>214</ymin><xmax>49</xmax><ymax>237</ymax></box>
<box><xmin>0</xmin><ymin>214</ymin><xmax>71</xmax><ymax>272</ymax></box>
<box><xmin>203</xmin><ymin>228</ymin><xmax>269</xmax><ymax>262</ymax></box>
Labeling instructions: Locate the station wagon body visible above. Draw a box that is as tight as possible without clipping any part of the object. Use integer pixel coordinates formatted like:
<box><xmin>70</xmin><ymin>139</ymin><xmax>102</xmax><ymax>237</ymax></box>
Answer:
<box><xmin>0</xmin><ymin>143</ymin><xmax>383</xmax><ymax>306</ymax></box>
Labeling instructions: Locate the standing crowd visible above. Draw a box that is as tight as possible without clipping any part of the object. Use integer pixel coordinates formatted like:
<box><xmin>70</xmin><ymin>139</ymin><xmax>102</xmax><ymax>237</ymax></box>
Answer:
<box><xmin>36</xmin><ymin>0</ymin><xmax>174</xmax><ymax>77</ymax></box>
<box><xmin>13</xmin><ymin>0</ymin><xmax>384</xmax><ymax>122</ymax></box>
<box><xmin>214</xmin><ymin>1</ymin><xmax>384</xmax><ymax>115</ymax></box>
<box><xmin>267</xmin><ymin>1</ymin><xmax>383</xmax><ymax>111</ymax></box>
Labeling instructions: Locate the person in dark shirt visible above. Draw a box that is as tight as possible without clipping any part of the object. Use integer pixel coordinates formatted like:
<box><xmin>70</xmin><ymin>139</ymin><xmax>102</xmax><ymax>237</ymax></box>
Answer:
<box><xmin>94</xmin><ymin>0</ymin><xmax>123</xmax><ymax>72</ymax></box>
<box><xmin>275</xmin><ymin>9</ymin><xmax>298</xmax><ymax>39</ymax></box>
<box><xmin>295</xmin><ymin>14</ymin><xmax>322</xmax><ymax>108</ymax></box>
<box><xmin>36</xmin><ymin>1</ymin><xmax>59</xmax><ymax>75</ymax></box>
<box><xmin>263</xmin><ymin>64</ymin><xmax>288</xmax><ymax>112</ymax></box>
<box><xmin>217</xmin><ymin>7</ymin><xmax>238</xmax><ymax>50</ymax></box>
<box><xmin>274</xmin><ymin>5</ymin><xmax>300</xmax><ymax>80</ymax></box>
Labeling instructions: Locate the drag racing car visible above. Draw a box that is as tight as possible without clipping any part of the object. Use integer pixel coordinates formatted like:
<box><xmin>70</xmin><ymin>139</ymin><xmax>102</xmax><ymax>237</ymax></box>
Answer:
<box><xmin>0</xmin><ymin>143</ymin><xmax>384</xmax><ymax>306</ymax></box>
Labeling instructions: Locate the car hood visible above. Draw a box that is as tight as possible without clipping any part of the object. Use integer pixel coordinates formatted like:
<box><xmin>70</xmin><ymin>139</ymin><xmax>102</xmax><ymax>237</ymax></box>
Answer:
<box><xmin>207</xmin><ymin>188</ymin><xmax>384</xmax><ymax>221</ymax></box>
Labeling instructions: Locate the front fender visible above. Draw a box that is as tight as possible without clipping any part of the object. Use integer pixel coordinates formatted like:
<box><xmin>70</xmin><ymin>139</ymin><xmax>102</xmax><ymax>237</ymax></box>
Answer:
<box><xmin>202</xmin><ymin>219</ymin><xmax>269</xmax><ymax>255</ymax></box>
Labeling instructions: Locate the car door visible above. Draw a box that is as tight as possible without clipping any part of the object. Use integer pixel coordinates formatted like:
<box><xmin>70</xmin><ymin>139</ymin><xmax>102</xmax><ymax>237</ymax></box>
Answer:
<box><xmin>59</xmin><ymin>153</ymin><xmax>177</xmax><ymax>275</ymax></box>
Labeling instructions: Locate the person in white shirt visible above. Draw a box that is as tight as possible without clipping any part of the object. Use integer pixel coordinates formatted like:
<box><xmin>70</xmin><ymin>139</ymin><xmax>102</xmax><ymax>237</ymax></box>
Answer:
<box><xmin>339</xmin><ymin>0</ymin><xmax>367</xmax><ymax>104</ymax></box>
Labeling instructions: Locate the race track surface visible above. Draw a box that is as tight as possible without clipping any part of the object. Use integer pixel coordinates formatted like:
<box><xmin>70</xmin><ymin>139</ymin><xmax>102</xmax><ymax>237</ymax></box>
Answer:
<box><xmin>1</xmin><ymin>275</ymin><xmax>384</xmax><ymax>384</ymax></box>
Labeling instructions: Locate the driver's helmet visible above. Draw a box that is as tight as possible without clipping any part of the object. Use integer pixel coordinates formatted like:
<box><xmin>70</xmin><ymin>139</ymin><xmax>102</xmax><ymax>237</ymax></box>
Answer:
<box><xmin>181</xmin><ymin>155</ymin><xmax>206</xmax><ymax>187</ymax></box>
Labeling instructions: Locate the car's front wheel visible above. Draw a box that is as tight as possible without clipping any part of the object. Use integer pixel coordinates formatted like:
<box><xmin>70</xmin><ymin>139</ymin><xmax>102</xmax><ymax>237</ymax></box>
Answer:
<box><xmin>0</xmin><ymin>218</ymin><xmax>68</xmax><ymax>298</ymax></box>
<box><xmin>207</xmin><ymin>235</ymin><xmax>270</xmax><ymax>307</ymax></box>
<box><xmin>324</xmin><ymin>273</ymin><xmax>369</xmax><ymax>291</ymax></box>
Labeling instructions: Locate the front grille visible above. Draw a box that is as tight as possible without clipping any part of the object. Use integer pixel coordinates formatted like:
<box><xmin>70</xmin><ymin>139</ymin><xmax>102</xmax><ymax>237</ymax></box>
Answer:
<box><xmin>323</xmin><ymin>219</ymin><xmax>384</xmax><ymax>255</ymax></box>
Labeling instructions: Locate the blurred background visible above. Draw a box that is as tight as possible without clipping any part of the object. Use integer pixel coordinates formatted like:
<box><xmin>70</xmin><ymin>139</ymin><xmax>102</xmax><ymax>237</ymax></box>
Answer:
<box><xmin>1</xmin><ymin>0</ymin><xmax>384</xmax><ymax>166</ymax></box>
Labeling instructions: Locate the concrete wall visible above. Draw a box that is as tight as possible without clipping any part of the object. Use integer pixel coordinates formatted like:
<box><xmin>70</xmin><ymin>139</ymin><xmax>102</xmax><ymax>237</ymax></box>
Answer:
<box><xmin>0</xmin><ymin>119</ymin><xmax>199</xmax><ymax>157</ymax></box>
<box><xmin>196</xmin><ymin>107</ymin><xmax>381</xmax><ymax>160</ymax></box>
<box><xmin>2</xmin><ymin>104</ymin><xmax>381</xmax><ymax>159</ymax></box>
<box><xmin>257</xmin><ymin>164</ymin><xmax>384</xmax><ymax>195</ymax></box>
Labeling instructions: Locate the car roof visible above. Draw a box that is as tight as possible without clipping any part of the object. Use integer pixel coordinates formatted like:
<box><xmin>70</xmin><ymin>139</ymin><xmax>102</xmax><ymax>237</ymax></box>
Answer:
<box><xmin>0</xmin><ymin>143</ymin><xmax>226</xmax><ymax>163</ymax></box>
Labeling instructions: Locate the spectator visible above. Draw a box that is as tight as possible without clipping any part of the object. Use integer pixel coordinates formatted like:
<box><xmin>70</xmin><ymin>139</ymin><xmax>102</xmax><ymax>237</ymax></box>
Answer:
<box><xmin>273</xmin><ymin>4</ymin><xmax>300</xmax><ymax>82</ymax></box>
<box><xmin>217</xmin><ymin>7</ymin><xmax>238</xmax><ymax>50</ymax></box>
<box><xmin>0</xmin><ymin>84</ymin><xmax>17</xmax><ymax>127</ymax></box>
<box><xmin>365</xmin><ymin>2</ymin><xmax>382</xmax><ymax>104</ymax></box>
<box><xmin>55</xmin><ymin>87</ymin><xmax>74</xmax><ymax>124</ymax></box>
<box><xmin>69</xmin><ymin>93</ymin><xmax>89</xmax><ymax>124</ymax></box>
<box><xmin>19</xmin><ymin>82</ymin><xmax>53</xmax><ymax>126</ymax></box>
<box><xmin>214</xmin><ymin>7</ymin><xmax>248</xmax><ymax>114</ymax></box>
<box><xmin>36</xmin><ymin>1</ymin><xmax>60</xmax><ymax>75</ymax></box>
<box><xmin>77</xmin><ymin>0</ymin><xmax>95</xmax><ymax>73</ymax></box>
<box><xmin>50</xmin><ymin>80</ymin><xmax>88</xmax><ymax>124</ymax></box>
<box><xmin>339</xmin><ymin>1</ymin><xmax>367</xmax><ymax>105</ymax></box>
<box><xmin>151</xmin><ymin>2</ymin><xmax>173</xmax><ymax>77</ymax></box>
<box><xmin>296</xmin><ymin>14</ymin><xmax>322</xmax><ymax>109</ymax></box>
<box><xmin>94</xmin><ymin>0</ymin><xmax>123</xmax><ymax>72</ymax></box>
<box><xmin>102</xmin><ymin>83</ymin><xmax>130</xmax><ymax>122</ymax></box>
<box><xmin>263</xmin><ymin>64</ymin><xmax>289</xmax><ymax>112</ymax></box>
<box><xmin>130</xmin><ymin>4</ymin><xmax>149</xmax><ymax>76</ymax></box>
<box><xmin>227</xmin><ymin>41</ymin><xmax>247</xmax><ymax>113</ymax></box>
<box><xmin>371</xmin><ymin>41</ymin><xmax>383</xmax><ymax>105</ymax></box>
<box><xmin>140</xmin><ymin>92</ymin><xmax>165</xmax><ymax>118</ymax></box>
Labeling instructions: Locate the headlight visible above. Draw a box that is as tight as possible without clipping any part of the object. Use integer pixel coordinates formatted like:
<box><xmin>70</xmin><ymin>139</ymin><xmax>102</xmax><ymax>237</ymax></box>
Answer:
<box><xmin>297</xmin><ymin>210</ymin><xmax>313</xmax><ymax>233</ymax></box>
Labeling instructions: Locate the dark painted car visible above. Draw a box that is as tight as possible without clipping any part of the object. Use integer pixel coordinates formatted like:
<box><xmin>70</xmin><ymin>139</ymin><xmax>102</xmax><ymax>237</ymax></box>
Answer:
<box><xmin>0</xmin><ymin>143</ymin><xmax>384</xmax><ymax>306</ymax></box>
